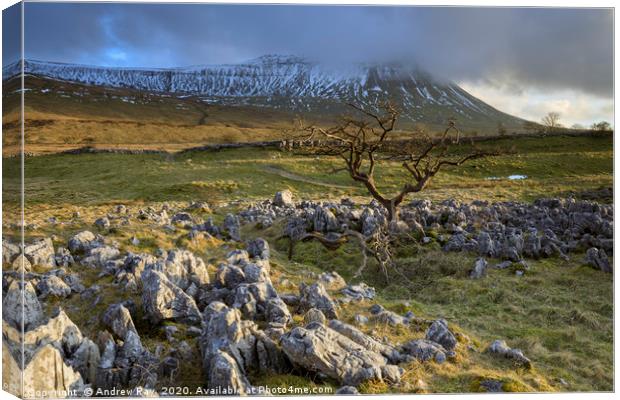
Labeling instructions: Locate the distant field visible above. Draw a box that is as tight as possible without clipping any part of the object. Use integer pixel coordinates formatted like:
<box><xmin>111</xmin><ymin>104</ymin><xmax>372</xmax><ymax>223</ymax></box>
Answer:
<box><xmin>2</xmin><ymin>134</ymin><xmax>612</xmax><ymax>216</ymax></box>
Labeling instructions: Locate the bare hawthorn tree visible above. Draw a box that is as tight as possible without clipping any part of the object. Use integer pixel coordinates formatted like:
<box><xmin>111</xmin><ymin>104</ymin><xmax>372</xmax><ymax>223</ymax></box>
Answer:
<box><xmin>541</xmin><ymin>112</ymin><xmax>562</xmax><ymax>132</ymax></box>
<box><xmin>288</xmin><ymin>102</ymin><xmax>493</xmax><ymax>223</ymax></box>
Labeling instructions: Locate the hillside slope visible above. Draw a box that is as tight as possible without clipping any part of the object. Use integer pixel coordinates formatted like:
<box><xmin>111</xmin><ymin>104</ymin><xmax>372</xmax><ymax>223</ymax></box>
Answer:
<box><xmin>2</xmin><ymin>56</ymin><xmax>531</xmax><ymax>154</ymax></box>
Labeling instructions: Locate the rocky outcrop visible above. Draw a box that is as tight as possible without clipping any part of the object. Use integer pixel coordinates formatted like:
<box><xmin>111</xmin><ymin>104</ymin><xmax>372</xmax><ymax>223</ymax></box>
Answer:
<box><xmin>141</xmin><ymin>269</ymin><xmax>201</xmax><ymax>325</ymax></box>
<box><xmin>158</xmin><ymin>249</ymin><xmax>209</xmax><ymax>290</ymax></box>
<box><xmin>208</xmin><ymin>350</ymin><xmax>252</xmax><ymax>395</ymax></box>
<box><xmin>303</xmin><ymin>308</ymin><xmax>327</xmax><ymax>325</ymax></box>
<box><xmin>95</xmin><ymin>326</ymin><xmax>159</xmax><ymax>391</ymax></box>
<box><xmin>318</xmin><ymin>271</ymin><xmax>347</xmax><ymax>291</ymax></box>
<box><xmin>401</xmin><ymin>339</ymin><xmax>449</xmax><ymax>363</ymax></box>
<box><xmin>470</xmin><ymin>258</ymin><xmax>488</xmax><ymax>279</ymax></box>
<box><xmin>584</xmin><ymin>247</ymin><xmax>612</xmax><ymax>273</ymax></box>
<box><xmin>371</xmin><ymin>309</ymin><xmax>409</xmax><ymax>326</ymax></box>
<box><xmin>328</xmin><ymin>319</ymin><xmax>402</xmax><ymax>364</ymax></box>
<box><xmin>273</xmin><ymin>190</ymin><xmax>294</xmax><ymax>208</ymax></box>
<box><xmin>94</xmin><ymin>217</ymin><xmax>111</xmax><ymax>229</ymax></box>
<box><xmin>2</xmin><ymin>239</ymin><xmax>20</xmax><ymax>265</ymax></box>
<box><xmin>102</xmin><ymin>303</ymin><xmax>138</xmax><ymax>340</ymax></box>
<box><xmin>223</xmin><ymin>214</ymin><xmax>241</xmax><ymax>241</ymax></box>
<box><xmin>247</xmin><ymin>238</ymin><xmax>270</xmax><ymax>261</ymax></box>
<box><xmin>298</xmin><ymin>282</ymin><xmax>339</xmax><ymax>319</ymax></box>
<box><xmin>171</xmin><ymin>212</ymin><xmax>194</xmax><ymax>227</ymax></box>
<box><xmin>81</xmin><ymin>246</ymin><xmax>121</xmax><ymax>268</ymax></box>
<box><xmin>341</xmin><ymin>283</ymin><xmax>375</xmax><ymax>301</ymax></box>
<box><xmin>68</xmin><ymin>231</ymin><xmax>99</xmax><ymax>254</ymax></box>
<box><xmin>3</xmin><ymin>281</ymin><xmax>44</xmax><ymax>330</ymax></box>
<box><xmin>37</xmin><ymin>275</ymin><xmax>72</xmax><ymax>299</ymax></box>
<box><xmin>426</xmin><ymin>319</ymin><xmax>457</xmax><ymax>351</ymax></box>
<box><xmin>199</xmin><ymin>302</ymin><xmax>289</xmax><ymax>393</ymax></box>
<box><xmin>313</xmin><ymin>206</ymin><xmax>339</xmax><ymax>233</ymax></box>
<box><xmin>2</xmin><ymin>308</ymin><xmax>98</xmax><ymax>397</ymax></box>
<box><xmin>235</xmin><ymin>196</ymin><xmax>614</xmax><ymax>269</ymax></box>
<box><xmin>20</xmin><ymin>238</ymin><xmax>56</xmax><ymax>270</ymax></box>
<box><xmin>280</xmin><ymin>322</ymin><xmax>402</xmax><ymax>386</ymax></box>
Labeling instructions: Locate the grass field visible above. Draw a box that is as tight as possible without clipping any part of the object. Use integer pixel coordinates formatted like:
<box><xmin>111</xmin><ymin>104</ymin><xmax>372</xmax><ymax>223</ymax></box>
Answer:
<box><xmin>1</xmin><ymin>133</ymin><xmax>613</xmax><ymax>393</ymax></box>
<box><xmin>3</xmin><ymin>134</ymin><xmax>612</xmax><ymax>211</ymax></box>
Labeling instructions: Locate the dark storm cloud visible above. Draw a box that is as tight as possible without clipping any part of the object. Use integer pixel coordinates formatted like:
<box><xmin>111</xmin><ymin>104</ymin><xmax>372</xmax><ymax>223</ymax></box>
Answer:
<box><xmin>16</xmin><ymin>3</ymin><xmax>613</xmax><ymax>97</ymax></box>
<box><xmin>2</xmin><ymin>2</ymin><xmax>21</xmax><ymax>65</ymax></box>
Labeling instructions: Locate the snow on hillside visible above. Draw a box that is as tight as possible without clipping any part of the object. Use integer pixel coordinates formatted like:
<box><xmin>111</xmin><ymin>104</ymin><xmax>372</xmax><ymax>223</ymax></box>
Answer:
<box><xmin>3</xmin><ymin>55</ymin><xmax>523</xmax><ymax>125</ymax></box>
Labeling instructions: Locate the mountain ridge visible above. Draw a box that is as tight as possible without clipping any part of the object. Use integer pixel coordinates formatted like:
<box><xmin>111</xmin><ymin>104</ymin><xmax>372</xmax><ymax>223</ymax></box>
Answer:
<box><xmin>3</xmin><ymin>56</ymin><xmax>528</xmax><ymax>130</ymax></box>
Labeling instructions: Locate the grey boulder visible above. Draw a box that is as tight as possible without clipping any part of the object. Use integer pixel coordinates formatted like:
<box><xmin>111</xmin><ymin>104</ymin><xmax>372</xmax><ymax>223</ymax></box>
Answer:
<box><xmin>280</xmin><ymin>322</ymin><xmax>402</xmax><ymax>386</ymax></box>
<box><xmin>141</xmin><ymin>269</ymin><xmax>201</xmax><ymax>325</ymax></box>
<box><xmin>487</xmin><ymin>339</ymin><xmax>532</xmax><ymax>369</ymax></box>
<box><xmin>298</xmin><ymin>282</ymin><xmax>339</xmax><ymax>319</ymax></box>
<box><xmin>426</xmin><ymin>319</ymin><xmax>457</xmax><ymax>351</ymax></box>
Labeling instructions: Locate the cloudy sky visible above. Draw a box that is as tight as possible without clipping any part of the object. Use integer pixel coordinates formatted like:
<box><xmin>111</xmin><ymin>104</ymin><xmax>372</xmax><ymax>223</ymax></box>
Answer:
<box><xmin>3</xmin><ymin>3</ymin><xmax>613</xmax><ymax>126</ymax></box>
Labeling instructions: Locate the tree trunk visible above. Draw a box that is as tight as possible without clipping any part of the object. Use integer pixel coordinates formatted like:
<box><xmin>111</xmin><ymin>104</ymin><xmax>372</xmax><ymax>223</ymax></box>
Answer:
<box><xmin>383</xmin><ymin>199</ymin><xmax>400</xmax><ymax>223</ymax></box>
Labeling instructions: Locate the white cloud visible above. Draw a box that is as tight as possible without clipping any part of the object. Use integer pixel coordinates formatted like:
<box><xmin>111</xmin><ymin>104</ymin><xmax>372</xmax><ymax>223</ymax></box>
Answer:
<box><xmin>459</xmin><ymin>81</ymin><xmax>613</xmax><ymax>128</ymax></box>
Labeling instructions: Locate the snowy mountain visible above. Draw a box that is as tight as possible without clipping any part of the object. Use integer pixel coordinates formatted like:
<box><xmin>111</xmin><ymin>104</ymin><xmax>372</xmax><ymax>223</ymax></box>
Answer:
<box><xmin>3</xmin><ymin>55</ymin><xmax>526</xmax><ymax>128</ymax></box>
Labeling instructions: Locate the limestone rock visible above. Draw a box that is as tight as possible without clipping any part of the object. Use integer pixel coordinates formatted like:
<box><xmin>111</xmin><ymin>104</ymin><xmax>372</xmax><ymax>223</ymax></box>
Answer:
<box><xmin>313</xmin><ymin>206</ymin><xmax>339</xmax><ymax>233</ymax></box>
<box><xmin>223</xmin><ymin>214</ymin><xmax>241</xmax><ymax>241</ymax></box>
<box><xmin>328</xmin><ymin>319</ymin><xmax>402</xmax><ymax>363</ymax></box>
<box><xmin>171</xmin><ymin>212</ymin><xmax>194</xmax><ymax>227</ymax></box>
<box><xmin>141</xmin><ymin>269</ymin><xmax>201</xmax><ymax>325</ymax></box>
<box><xmin>487</xmin><ymin>340</ymin><xmax>532</xmax><ymax>369</ymax></box>
<box><xmin>11</xmin><ymin>254</ymin><xmax>31</xmax><ymax>273</ymax></box>
<box><xmin>3</xmin><ymin>308</ymin><xmax>99</xmax><ymax>396</ymax></box>
<box><xmin>63</xmin><ymin>274</ymin><xmax>85</xmax><ymax>293</ymax></box>
<box><xmin>584</xmin><ymin>247</ymin><xmax>612</xmax><ymax>273</ymax></box>
<box><xmin>470</xmin><ymin>258</ymin><xmax>488</xmax><ymax>279</ymax></box>
<box><xmin>55</xmin><ymin>247</ymin><xmax>75</xmax><ymax>268</ymax></box>
<box><xmin>24</xmin><ymin>238</ymin><xmax>56</xmax><ymax>269</ymax></box>
<box><xmin>247</xmin><ymin>238</ymin><xmax>270</xmax><ymax>260</ymax></box>
<box><xmin>273</xmin><ymin>190</ymin><xmax>294</xmax><ymax>207</ymax></box>
<box><xmin>341</xmin><ymin>283</ymin><xmax>375</xmax><ymax>301</ymax></box>
<box><xmin>208</xmin><ymin>350</ymin><xmax>253</xmax><ymax>394</ymax></box>
<box><xmin>69</xmin><ymin>338</ymin><xmax>100</xmax><ymax>385</ymax></box>
<box><xmin>335</xmin><ymin>386</ymin><xmax>360</xmax><ymax>395</ymax></box>
<box><xmin>265</xmin><ymin>297</ymin><xmax>292</xmax><ymax>328</ymax></box>
<box><xmin>318</xmin><ymin>271</ymin><xmax>347</xmax><ymax>291</ymax></box>
<box><xmin>280</xmin><ymin>322</ymin><xmax>401</xmax><ymax>386</ymax></box>
<box><xmin>199</xmin><ymin>302</ymin><xmax>288</xmax><ymax>387</ymax></box>
<box><xmin>298</xmin><ymin>282</ymin><xmax>339</xmax><ymax>319</ymax></box>
<box><xmin>162</xmin><ymin>249</ymin><xmax>209</xmax><ymax>290</ymax></box>
<box><xmin>68</xmin><ymin>231</ymin><xmax>98</xmax><ymax>253</ymax></box>
<box><xmin>371</xmin><ymin>310</ymin><xmax>408</xmax><ymax>327</ymax></box>
<box><xmin>477</xmin><ymin>232</ymin><xmax>496</xmax><ymax>257</ymax></box>
<box><xmin>37</xmin><ymin>275</ymin><xmax>72</xmax><ymax>299</ymax></box>
<box><xmin>3</xmin><ymin>343</ymin><xmax>86</xmax><ymax>397</ymax></box>
<box><xmin>401</xmin><ymin>339</ymin><xmax>448</xmax><ymax>363</ymax></box>
<box><xmin>3</xmin><ymin>281</ymin><xmax>44</xmax><ymax>331</ymax></box>
<box><xmin>226</xmin><ymin>249</ymin><xmax>250</xmax><ymax>266</ymax></box>
<box><xmin>425</xmin><ymin>319</ymin><xmax>457</xmax><ymax>351</ymax></box>
<box><xmin>94</xmin><ymin>217</ymin><xmax>111</xmax><ymax>229</ymax></box>
<box><xmin>102</xmin><ymin>304</ymin><xmax>138</xmax><ymax>340</ymax></box>
<box><xmin>81</xmin><ymin>246</ymin><xmax>120</xmax><ymax>268</ymax></box>
<box><xmin>303</xmin><ymin>308</ymin><xmax>327</xmax><ymax>325</ymax></box>
<box><xmin>2</xmin><ymin>239</ymin><xmax>20</xmax><ymax>265</ymax></box>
